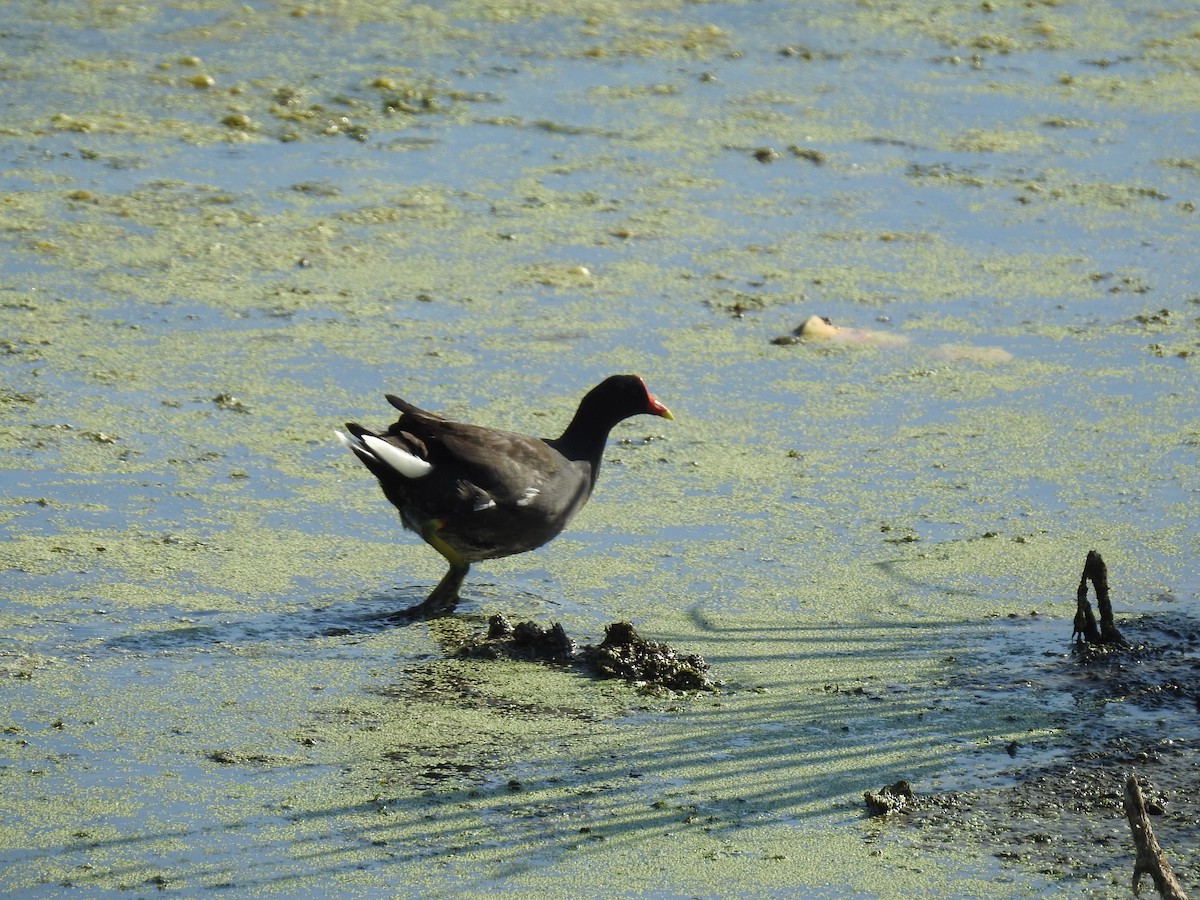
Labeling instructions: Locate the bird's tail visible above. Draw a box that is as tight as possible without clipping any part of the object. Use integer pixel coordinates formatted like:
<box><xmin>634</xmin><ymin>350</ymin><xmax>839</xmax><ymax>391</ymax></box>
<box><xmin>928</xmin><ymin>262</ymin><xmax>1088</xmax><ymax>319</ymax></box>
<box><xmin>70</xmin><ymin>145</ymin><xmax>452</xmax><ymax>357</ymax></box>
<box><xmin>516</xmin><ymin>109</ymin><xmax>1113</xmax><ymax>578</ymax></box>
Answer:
<box><xmin>335</xmin><ymin>426</ymin><xmax>433</xmax><ymax>479</ymax></box>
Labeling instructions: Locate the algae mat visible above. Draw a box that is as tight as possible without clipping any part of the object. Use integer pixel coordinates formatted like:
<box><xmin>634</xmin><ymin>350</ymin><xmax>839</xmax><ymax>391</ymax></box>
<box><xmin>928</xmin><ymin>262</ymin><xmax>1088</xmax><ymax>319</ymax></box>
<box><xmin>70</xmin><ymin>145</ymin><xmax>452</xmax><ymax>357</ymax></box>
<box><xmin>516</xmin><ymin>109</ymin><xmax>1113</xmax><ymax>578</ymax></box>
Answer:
<box><xmin>1</xmin><ymin>1</ymin><xmax>1198</xmax><ymax>896</ymax></box>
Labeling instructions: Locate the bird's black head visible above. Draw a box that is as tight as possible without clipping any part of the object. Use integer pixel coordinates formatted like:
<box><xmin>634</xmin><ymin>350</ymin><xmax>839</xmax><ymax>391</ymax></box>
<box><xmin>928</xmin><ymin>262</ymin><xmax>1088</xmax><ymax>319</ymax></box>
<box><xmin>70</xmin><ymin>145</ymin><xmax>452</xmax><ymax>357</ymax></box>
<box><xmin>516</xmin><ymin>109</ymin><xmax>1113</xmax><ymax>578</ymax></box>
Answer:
<box><xmin>587</xmin><ymin>374</ymin><xmax>673</xmax><ymax>425</ymax></box>
<box><xmin>555</xmin><ymin>375</ymin><xmax>673</xmax><ymax>455</ymax></box>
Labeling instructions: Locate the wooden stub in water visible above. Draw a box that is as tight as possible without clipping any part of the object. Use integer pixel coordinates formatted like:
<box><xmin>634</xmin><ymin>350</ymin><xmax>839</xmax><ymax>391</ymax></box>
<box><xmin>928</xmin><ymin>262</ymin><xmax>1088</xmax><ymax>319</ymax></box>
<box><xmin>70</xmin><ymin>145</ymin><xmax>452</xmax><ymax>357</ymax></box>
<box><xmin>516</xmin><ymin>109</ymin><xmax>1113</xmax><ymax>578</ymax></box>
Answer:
<box><xmin>1073</xmin><ymin>550</ymin><xmax>1126</xmax><ymax>645</ymax></box>
<box><xmin>1124</xmin><ymin>774</ymin><xmax>1188</xmax><ymax>900</ymax></box>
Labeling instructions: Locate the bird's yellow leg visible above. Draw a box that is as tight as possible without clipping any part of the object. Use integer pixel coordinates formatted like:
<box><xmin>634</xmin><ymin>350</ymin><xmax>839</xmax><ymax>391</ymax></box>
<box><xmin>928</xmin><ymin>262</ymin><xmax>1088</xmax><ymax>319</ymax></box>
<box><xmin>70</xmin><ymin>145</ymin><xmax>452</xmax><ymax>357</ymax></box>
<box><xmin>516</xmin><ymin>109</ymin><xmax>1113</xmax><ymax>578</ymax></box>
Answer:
<box><xmin>408</xmin><ymin>520</ymin><xmax>469</xmax><ymax>616</ymax></box>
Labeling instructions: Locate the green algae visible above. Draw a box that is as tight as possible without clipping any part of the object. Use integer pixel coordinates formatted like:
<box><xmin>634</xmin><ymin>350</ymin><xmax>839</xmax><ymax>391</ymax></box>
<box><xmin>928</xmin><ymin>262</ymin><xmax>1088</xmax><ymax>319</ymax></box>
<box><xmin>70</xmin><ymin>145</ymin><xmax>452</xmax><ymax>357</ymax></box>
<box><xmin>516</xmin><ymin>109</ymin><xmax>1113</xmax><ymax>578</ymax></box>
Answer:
<box><xmin>2</xmin><ymin>0</ymin><xmax>1199</xmax><ymax>896</ymax></box>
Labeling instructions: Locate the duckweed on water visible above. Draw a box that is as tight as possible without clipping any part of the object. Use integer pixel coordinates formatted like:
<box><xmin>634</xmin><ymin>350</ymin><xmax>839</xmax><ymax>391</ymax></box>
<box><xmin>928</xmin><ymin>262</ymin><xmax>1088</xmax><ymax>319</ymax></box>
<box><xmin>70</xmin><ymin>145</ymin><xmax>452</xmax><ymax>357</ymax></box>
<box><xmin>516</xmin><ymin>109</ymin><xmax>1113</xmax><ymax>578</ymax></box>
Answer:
<box><xmin>1</xmin><ymin>0</ymin><xmax>1198</xmax><ymax>896</ymax></box>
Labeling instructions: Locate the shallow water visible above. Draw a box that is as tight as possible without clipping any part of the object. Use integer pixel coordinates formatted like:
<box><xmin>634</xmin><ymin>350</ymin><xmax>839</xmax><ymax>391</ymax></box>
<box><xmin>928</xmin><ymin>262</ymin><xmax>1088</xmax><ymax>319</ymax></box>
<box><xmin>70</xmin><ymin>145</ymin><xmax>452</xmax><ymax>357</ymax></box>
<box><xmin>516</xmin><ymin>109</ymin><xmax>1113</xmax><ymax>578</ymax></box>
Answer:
<box><xmin>2</xmin><ymin>1</ymin><xmax>1198</xmax><ymax>896</ymax></box>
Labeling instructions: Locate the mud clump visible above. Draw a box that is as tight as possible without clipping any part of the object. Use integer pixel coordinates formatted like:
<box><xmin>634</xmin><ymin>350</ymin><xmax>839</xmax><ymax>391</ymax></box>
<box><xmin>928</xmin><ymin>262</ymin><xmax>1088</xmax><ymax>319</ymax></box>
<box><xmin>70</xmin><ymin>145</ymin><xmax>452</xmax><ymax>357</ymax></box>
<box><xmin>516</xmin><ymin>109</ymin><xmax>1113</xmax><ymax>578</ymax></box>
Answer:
<box><xmin>864</xmin><ymin>780</ymin><xmax>916</xmax><ymax>817</ymax></box>
<box><xmin>457</xmin><ymin>614</ymin><xmax>577</xmax><ymax>664</ymax></box>
<box><xmin>456</xmin><ymin>615</ymin><xmax>720</xmax><ymax>693</ymax></box>
<box><xmin>588</xmin><ymin>621</ymin><xmax>719</xmax><ymax>693</ymax></box>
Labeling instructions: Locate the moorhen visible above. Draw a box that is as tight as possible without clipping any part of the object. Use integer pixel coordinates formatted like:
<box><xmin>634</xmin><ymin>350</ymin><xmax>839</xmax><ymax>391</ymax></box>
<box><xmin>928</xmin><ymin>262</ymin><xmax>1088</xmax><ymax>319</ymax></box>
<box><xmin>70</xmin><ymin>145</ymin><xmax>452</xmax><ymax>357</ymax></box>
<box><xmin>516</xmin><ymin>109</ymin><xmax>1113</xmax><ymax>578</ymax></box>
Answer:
<box><xmin>336</xmin><ymin>374</ymin><xmax>673</xmax><ymax>616</ymax></box>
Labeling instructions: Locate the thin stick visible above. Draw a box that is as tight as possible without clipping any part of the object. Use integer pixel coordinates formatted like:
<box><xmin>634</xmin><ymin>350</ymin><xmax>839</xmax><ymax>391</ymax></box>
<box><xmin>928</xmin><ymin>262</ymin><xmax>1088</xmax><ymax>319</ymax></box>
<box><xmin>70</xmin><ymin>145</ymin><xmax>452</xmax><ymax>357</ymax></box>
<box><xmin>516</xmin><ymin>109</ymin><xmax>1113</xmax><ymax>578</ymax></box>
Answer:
<box><xmin>1123</xmin><ymin>774</ymin><xmax>1188</xmax><ymax>900</ymax></box>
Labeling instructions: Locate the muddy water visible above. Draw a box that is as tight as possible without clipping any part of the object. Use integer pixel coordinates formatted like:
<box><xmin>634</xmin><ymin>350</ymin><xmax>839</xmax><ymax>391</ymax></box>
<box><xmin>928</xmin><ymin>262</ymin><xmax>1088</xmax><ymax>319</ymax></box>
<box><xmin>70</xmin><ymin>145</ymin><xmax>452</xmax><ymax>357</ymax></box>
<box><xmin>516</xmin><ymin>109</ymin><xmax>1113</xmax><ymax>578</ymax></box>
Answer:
<box><xmin>1</xmin><ymin>1</ymin><xmax>1198</xmax><ymax>896</ymax></box>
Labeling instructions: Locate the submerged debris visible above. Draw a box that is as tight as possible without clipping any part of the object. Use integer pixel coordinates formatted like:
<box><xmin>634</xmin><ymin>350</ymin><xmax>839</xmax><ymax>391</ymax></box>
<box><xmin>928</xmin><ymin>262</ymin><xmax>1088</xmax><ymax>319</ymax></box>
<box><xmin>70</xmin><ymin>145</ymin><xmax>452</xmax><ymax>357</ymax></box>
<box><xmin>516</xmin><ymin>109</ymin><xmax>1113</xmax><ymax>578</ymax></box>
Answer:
<box><xmin>454</xmin><ymin>615</ymin><xmax>720</xmax><ymax>693</ymax></box>
<box><xmin>205</xmin><ymin>749</ymin><xmax>296</xmax><ymax>766</ymax></box>
<box><xmin>931</xmin><ymin>343</ymin><xmax>1014</xmax><ymax>363</ymax></box>
<box><xmin>212</xmin><ymin>392</ymin><xmax>249</xmax><ymax>413</ymax></box>
<box><xmin>771</xmin><ymin>314</ymin><xmax>908</xmax><ymax>347</ymax></box>
<box><xmin>771</xmin><ymin>315</ymin><xmax>1013</xmax><ymax>363</ymax></box>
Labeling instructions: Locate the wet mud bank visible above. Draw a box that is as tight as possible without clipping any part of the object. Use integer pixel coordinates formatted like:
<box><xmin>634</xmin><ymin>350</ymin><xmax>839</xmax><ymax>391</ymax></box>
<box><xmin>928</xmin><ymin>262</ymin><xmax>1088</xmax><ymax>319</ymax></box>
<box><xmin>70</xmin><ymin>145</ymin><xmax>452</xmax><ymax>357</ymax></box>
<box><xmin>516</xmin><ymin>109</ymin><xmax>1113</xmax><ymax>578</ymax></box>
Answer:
<box><xmin>872</xmin><ymin>612</ymin><xmax>1200</xmax><ymax>895</ymax></box>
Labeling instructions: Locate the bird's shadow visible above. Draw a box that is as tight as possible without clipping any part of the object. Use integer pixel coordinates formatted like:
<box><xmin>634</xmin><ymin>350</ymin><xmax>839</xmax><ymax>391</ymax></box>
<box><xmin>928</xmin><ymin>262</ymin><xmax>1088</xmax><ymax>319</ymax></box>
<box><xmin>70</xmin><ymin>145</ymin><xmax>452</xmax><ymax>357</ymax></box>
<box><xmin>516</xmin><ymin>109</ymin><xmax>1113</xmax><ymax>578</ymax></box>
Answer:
<box><xmin>88</xmin><ymin>583</ymin><xmax>567</xmax><ymax>660</ymax></box>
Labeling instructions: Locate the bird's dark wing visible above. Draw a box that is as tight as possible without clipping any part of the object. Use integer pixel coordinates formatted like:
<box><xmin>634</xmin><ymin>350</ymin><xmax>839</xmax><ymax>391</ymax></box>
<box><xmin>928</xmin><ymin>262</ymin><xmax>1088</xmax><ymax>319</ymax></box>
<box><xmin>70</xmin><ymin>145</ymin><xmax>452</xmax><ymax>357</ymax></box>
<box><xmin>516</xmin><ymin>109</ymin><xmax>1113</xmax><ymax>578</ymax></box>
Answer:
<box><xmin>426</xmin><ymin>422</ymin><xmax>567</xmax><ymax>506</ymax></box>
<box><xmin>380</xmin><ymin>394</ymin><xmax>577</xmax><ymax>509</ymax></box>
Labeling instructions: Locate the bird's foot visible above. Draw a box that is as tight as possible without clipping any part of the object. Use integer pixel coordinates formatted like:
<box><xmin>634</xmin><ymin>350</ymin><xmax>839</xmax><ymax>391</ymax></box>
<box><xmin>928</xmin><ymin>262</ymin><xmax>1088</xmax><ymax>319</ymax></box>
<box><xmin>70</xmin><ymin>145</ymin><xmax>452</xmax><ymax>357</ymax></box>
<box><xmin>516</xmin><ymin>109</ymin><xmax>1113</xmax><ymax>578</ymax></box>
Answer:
<box><xmin>384</xmin><ymin>595</ymin><xmax>458</xmax><ymax>623</ymax></box>
<box><xmin>384</xmin><ymin>564</ymin><xmax>467</xmax><ymax>623</ymax></box>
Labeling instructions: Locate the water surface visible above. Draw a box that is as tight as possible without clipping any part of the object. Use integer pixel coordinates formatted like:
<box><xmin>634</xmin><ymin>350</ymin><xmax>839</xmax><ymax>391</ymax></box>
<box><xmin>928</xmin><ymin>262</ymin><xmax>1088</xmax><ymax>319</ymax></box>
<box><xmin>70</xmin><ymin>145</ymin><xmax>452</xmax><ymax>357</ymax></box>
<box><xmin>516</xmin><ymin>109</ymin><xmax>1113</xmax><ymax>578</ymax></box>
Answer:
<box><xmin>1</xmin><ymin>1</ymin><xmax>1198</xmax><ymax>896</ymax></box>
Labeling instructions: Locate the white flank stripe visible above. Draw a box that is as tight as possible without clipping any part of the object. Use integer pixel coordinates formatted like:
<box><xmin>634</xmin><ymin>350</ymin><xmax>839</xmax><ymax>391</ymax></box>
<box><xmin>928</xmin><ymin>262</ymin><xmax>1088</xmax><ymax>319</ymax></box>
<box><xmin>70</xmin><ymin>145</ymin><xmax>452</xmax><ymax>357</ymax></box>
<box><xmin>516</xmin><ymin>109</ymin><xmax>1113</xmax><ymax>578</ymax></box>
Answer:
<box><xmin>361</xmin><ymin>434</ymin><xmax>433</xmax><ymax>479</ymax></box>
<box><xmin>334</xmin><ymin>430</ymin><xmax>361</xmax><ymax>451</ymax></box>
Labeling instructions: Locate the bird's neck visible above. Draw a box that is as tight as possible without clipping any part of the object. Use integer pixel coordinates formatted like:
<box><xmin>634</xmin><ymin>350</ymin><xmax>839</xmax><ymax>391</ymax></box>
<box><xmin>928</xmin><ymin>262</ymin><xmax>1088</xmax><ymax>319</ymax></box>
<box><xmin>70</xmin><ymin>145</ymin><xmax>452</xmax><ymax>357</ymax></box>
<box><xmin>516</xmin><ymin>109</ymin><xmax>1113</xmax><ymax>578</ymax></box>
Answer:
<box><xmin>551</xmin><ymin>414</ymin><xmax>617</xmax><ymax>476</ymax></box>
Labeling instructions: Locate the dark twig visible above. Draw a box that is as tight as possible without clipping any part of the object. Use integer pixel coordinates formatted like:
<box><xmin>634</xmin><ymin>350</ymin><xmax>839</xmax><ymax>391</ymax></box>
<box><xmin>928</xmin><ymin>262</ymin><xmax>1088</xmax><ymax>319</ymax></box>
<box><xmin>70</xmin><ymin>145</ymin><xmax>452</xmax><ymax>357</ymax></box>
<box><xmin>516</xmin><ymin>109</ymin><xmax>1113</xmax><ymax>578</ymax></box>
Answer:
<box><xmin>1124</xmin><ymin>774</ymin><xmax>1188</xmax><ymax>900</ymax></box>
<box><xmin>1073</xmin><ymin>550</ymin><xmax>1126</xmax><ymax>645</ymax></box>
